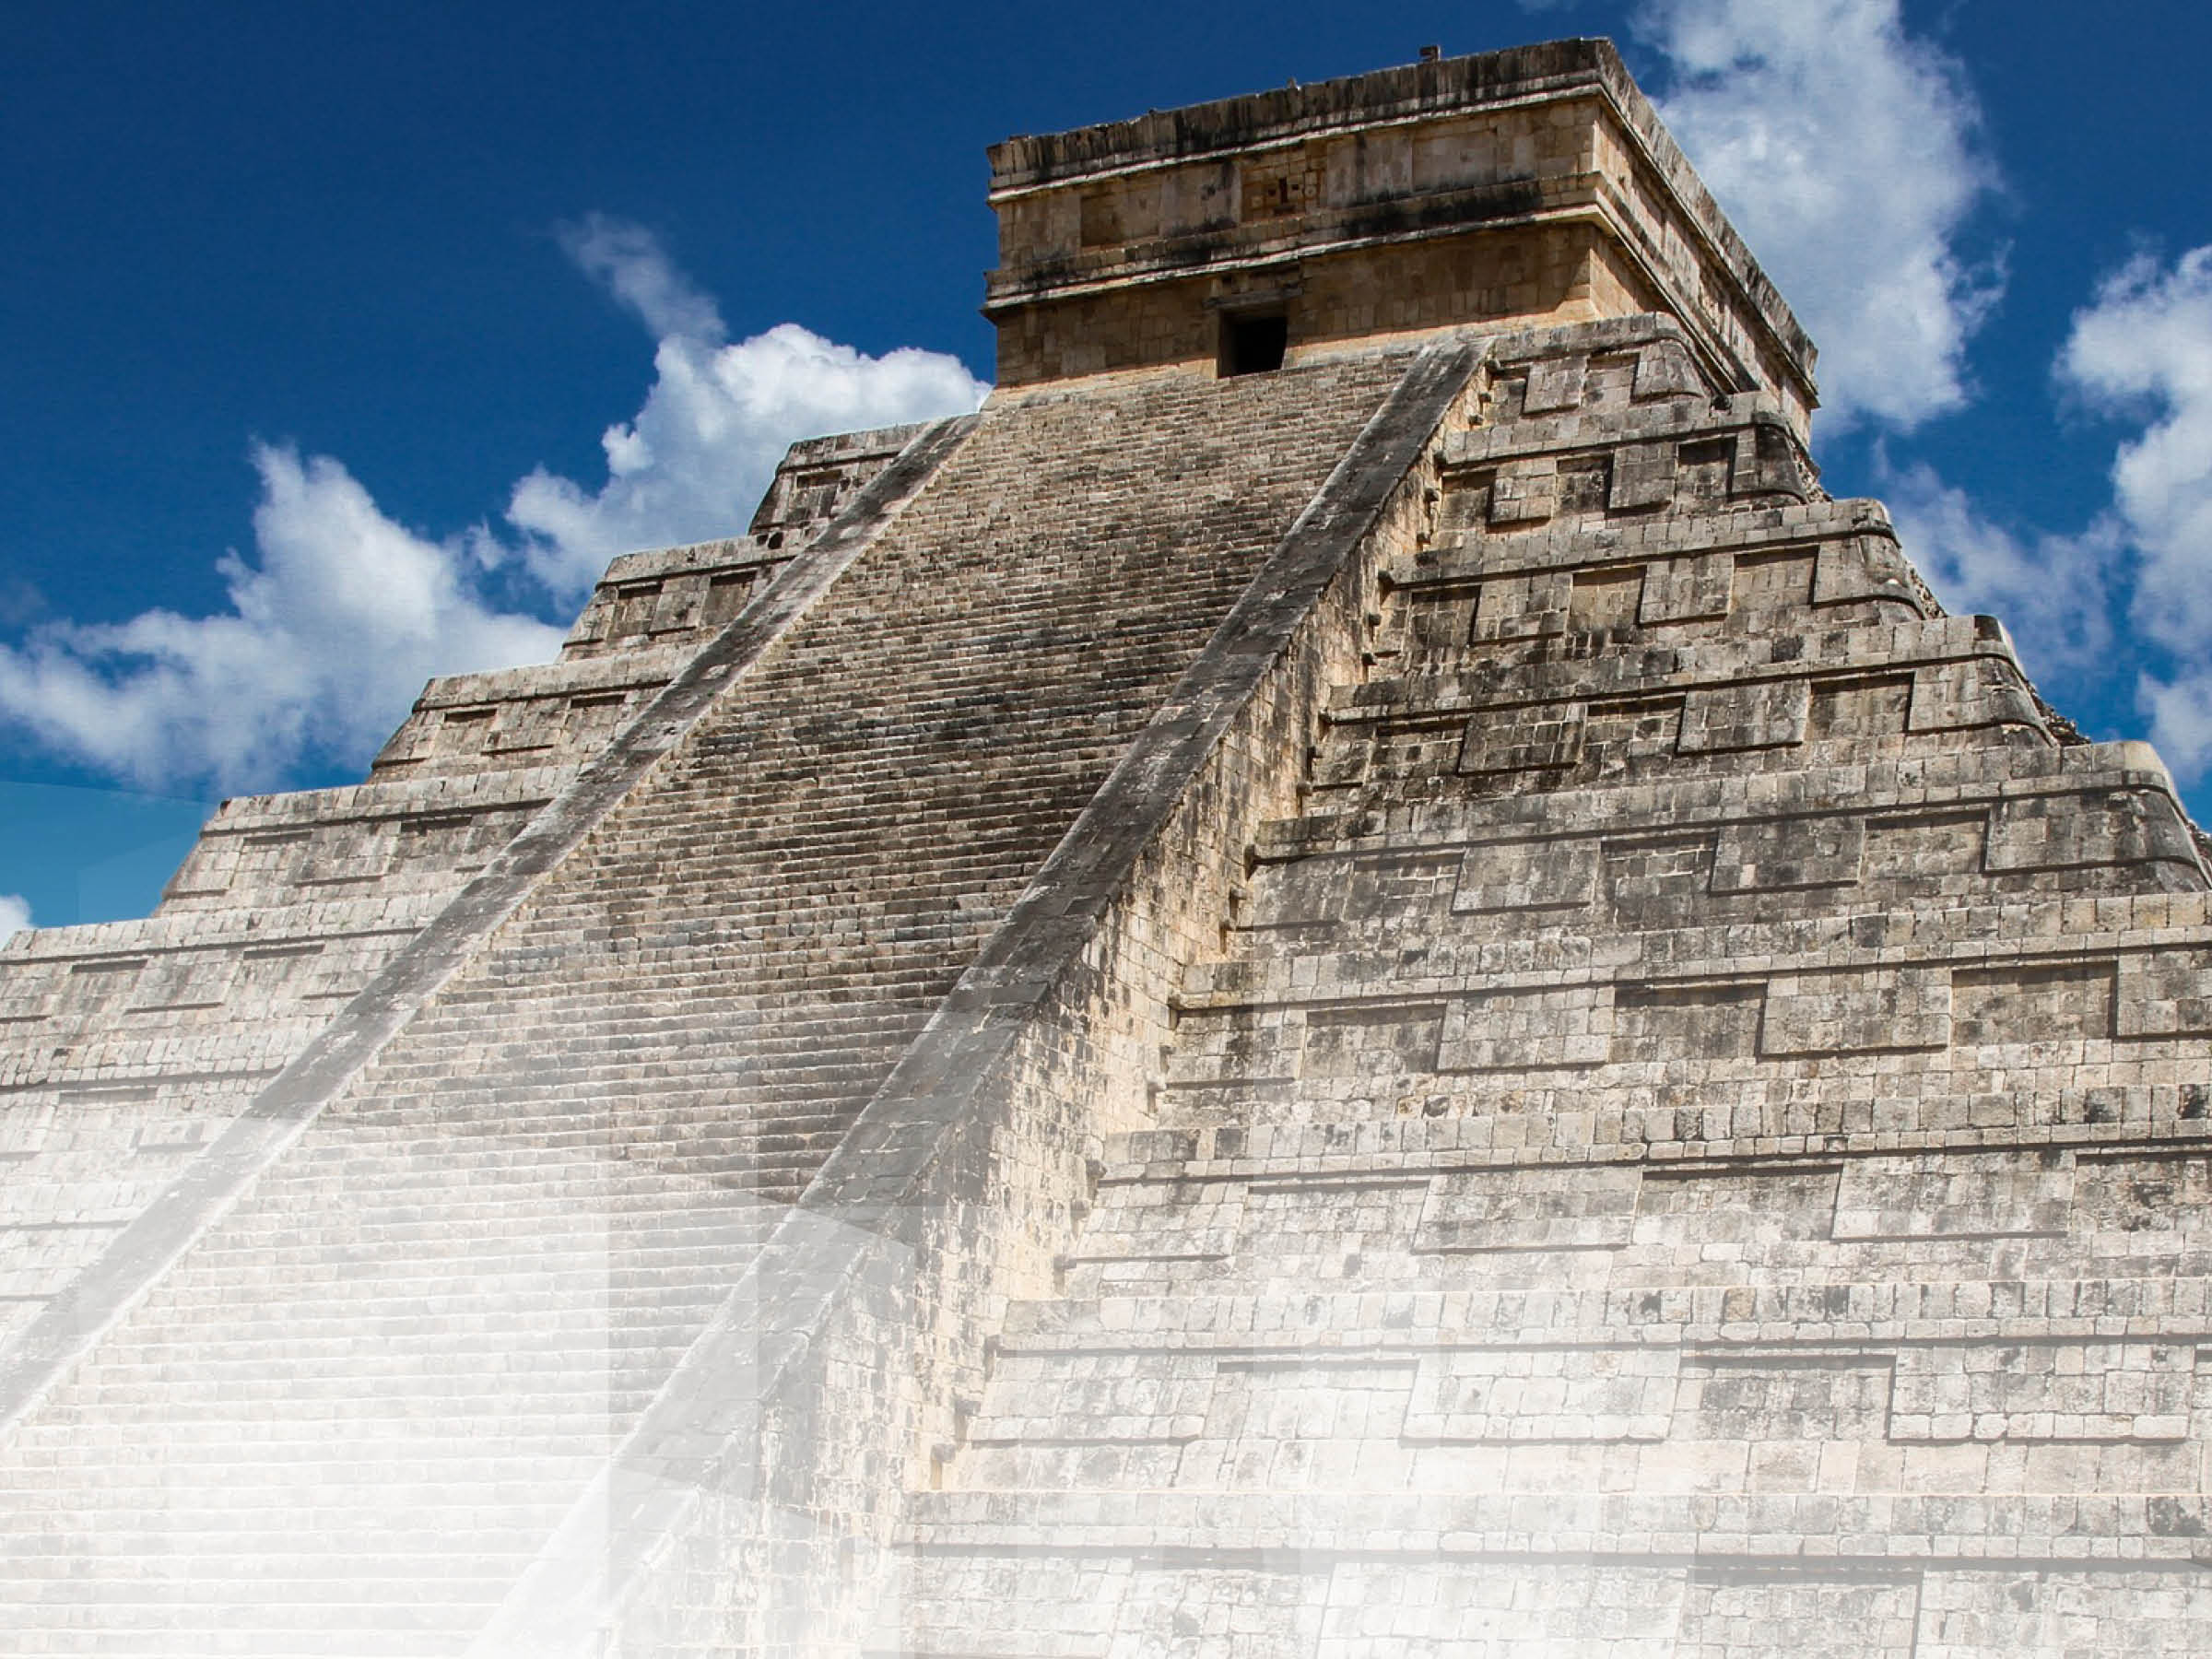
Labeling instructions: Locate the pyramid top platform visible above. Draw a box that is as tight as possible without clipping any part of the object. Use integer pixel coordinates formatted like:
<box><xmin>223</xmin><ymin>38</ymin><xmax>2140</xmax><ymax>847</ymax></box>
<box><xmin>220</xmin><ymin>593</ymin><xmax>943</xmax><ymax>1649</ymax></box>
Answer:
<box><xmin>984</xmin><ymin>38</ymin><xmax>1818</xmax><ymax>432</ymax></box>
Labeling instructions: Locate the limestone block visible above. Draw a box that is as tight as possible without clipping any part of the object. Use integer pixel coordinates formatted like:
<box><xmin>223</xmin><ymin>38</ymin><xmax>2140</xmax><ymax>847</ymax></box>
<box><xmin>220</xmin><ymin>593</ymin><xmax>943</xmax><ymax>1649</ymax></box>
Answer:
<box><xmin>1250</xmin><ymin>857</ymin><xmax>1346</xmax><ymax>927</ymax></box>
<box><xmin>1709</xmin><ymin>814</ymin><xmax>1865</xmax><ymax>892</ymax></box>
<box><xmin>0</xmin><ymin>961</ymin><xmax>61</xmax><ymax>1024</ymax></box>
<box><xmin>1203</xmin><ymin>1359</ymin><xmax>1416</xmax><ymax>1487</ymax></box>
<box><xmin>1523</xmin><ymin>354</ymin><xmax>1587</xmax><ymax>414</ymax></box>
<box><xmin>1830</xmin><ymin>1150</ymin><xmax>2074</xmax><ymax>1241</ymax></box>
<box><xmin>1888</xmin><ymin>1342</ymin><xmax>2194</xmax><ymax>1443</ymax></box>
<box><xmin>1630</xmin><ymin>1168</ymin><xmax>1841</xmax><ymax>1245</ymax></box>
<box><xmin>2115</xmin><ymin>948</ymin><xmax>2212</xmax><ymax>1038</ymax></box>
<box><xmin>1677</xmin><ymin>677</ymin><xmax>1809</xmax><ymax>752</ymax></box>
<box><xmin>1759</xmin><ymin>964</ymin><xmax>1950</xmax><ymax>1055</ymax></box>
<box><xmin>126</xmin><ymin>952</ymin><xmax>240</xmax><ymax>1012</ymax></box>
<box><xmin>1909</xmin><ymin>659</ymin><xmax>2041</xmax><ymax>735</ymax></box>
<box><xmin>1609</xmin><ymin>440</ymin><xmax>1677</xmax><ymax>510</ymax></box>
<box><xmin>1674</xmin><ymin>1572</ymin><xmax>1920</xmax><ymax>1659</ymax></box>
<box><xmin>1983</xmin><ymin>791</ymin><xmax>2195</xmax><ymax>873</ymax></box>
<box><xmin>1458</xmin><ymin>701</ymin><xmax>1586</xmax><ymax>774</ymax></box>
<box><xmin>1913</xmin><ymin>1570</ymin><xmax>2212</xmax><ymax>1657</ymax></box>
<box><xmin>1301</xmin><ymin>1004</ymin><xmax>1447</xmax><ymax>1078</ymax></box>
<box><xmin>1632</xmin><ymin>337</ymin><xmax>1703</xmax><ymax>401</ymax></box>
<box><xmin>1640</xmin><ymin>552</ymin><xmax>1733</xmax><ymax>625</ymax></box>
<box><xmin>1488</xmin><ymin>459</ymin><xmax>1558</xmax><ymax>524</ymax></box>
<box><xmin>1812</xmin><ymin>534</ymin><xmax>1918</xmax><ymax>608</ymax></box>
<box><xmin>1473</xmin><ymin>570</ymin><xmax>1572</xmax><ymax>640</ymax></box>
<box><xmin>1452</xmin><ymin>839</ymin><xmax>1601</xmax><ymax>912</ymax></box>
<box><xmin>1674</xmin><ymin>1355</ymin><xmax>1895</xmax><ymax>1445</ymax></box>
<box><xmin>1318</xmin><ymin>1560</ymin><xmax>1686</xmax><ymax>1656</ymax></box>
<box><xmin>1439</xmin><ymin>984</ymin><xmax>1614</xmax><ymax>1070</ymax></box>
<box><xmin>1414</xmin><ymin>1165</ymin><xmax>1641</xmax><ymax>1252</ymax></box>
<box><xmin>1404</xmin><ymin>1347</ymin><xmax>1678</xmax><ymax>1441</ymax></box>
<box><xmin>1950</xmin><ymin>959</ymin><xmax>2116</xmax><ymax>1045</ymax></box>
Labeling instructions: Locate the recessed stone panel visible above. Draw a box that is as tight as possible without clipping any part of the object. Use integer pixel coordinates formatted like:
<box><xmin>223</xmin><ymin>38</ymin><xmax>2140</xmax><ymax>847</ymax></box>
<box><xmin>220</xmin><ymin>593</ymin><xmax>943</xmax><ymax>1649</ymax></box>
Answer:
<box><xmin>1609</xmin><ymin>440</ymin><xmax>1678</xmax><ymax>510</ymax></box>
<box><xmin>1439</xmin><ymin>984</ymin><xmax>1614</xmax><ymax>1070</ymax></box>
<box><xmin>1416</xmin><ymin>1165</ymin><xmax>1642</xmax><ymax>1252</ymax></box>
<box><xmin>1452</xmin><ymin>839</ymin><xmax>1601</xmax><ymax>912</ymax></box>
<box><xmin>1458</xmin><ymin>700</ymin><xmax>1587</xmax><ymax>774</ymax></box>
<box><xmin>1676</xmin><ymin>1571</ymin><xmax>1920</xmax><ymax>1659</ymax></box>
<box><xmin>1710</xmin><ymin>814</ymin><xmax>1865</xmax><ymax>892</ymax></box>
<box><xmin>1640</xmin><ymin>553</ymin><xmax>1734</xmax><ymax>625</ymax></box>
<box><xmin>1831</xmin><ymin>1151</ymin><xmax>2075</xmax><ymax>1241</ymax></box>
<box><xmin>2115</xmin><ymin>948</ymin><xmax>2212</xmax><ymax>1038</ymax></box>
<box><xmin>1759</xmin><ymin>964</ymin><xmax>1950</xmax><ymax>1055</ymax></box>
<box><xmin>1678</xmin><ymin>678</ymin><xmax>1810</xmax><ymax>753</ymax></box>
<box><xmin>1405</xmin><ymin>1346</ymin><xmax>1678</xmax><ymax>1441</ymax></box>
<box><xmin>1474</xmin><ymin>571</ymin><xmax>1573</xmax><ymax>640</ymax></box>
<box><xmin>1888</xmin><ymin>1342</ymin><xmax>2193</xmax><ymax>1443</ymax></box>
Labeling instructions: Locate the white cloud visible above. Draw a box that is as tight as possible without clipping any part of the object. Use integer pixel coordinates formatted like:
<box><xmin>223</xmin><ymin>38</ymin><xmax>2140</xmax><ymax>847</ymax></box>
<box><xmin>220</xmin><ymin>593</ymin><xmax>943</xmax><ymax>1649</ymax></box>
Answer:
<box><xmin>0</xmin><ymin>221</ymin><xmax>990</xmax><ymax>792</ymax></box>
<box><xmin>506</xmin><ymin>218</ymin><xmax>989</xmax><ymax>596</ymax></box>
<box><xmin>0</xmin><ymin>446</ymin><xmax>566</xmax><ymax>792</ymax></box>
<box><xmin>2054</xmin><ymin>246</ymin><xmax>2212</xmax><ymax>772</ymax></box>
<box><xmin>1637</xmin><ymin>0</ymin><xmax>2001</xmax><ymax>430</ymax></box>
<box><xmin>1877</xmin><ymin>456</ymin><xmax>2116</xmax><ymax>683</ymax></box>
<box><xmin>0</xmin><ymin>893</ymin><xmax>29</xmax><ymax>942</ymax></box>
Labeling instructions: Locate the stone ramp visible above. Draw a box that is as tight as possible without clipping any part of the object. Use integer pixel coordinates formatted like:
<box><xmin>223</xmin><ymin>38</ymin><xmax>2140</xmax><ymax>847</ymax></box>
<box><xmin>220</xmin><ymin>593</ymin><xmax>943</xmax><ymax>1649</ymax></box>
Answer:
<box><xmin>900</xmin><ymin>324</ymin><xmax>2212</xmax><ymax>1655</ymax></box>
<box><xmin>0</xmin><ymin>352</ymin><xmax>1416</xmax><ymax>1652</ymax></box>
<box><xmin>0</xmin><ymin>423</ymin><xmax>930</xmax><ymax>1391</ymax></box>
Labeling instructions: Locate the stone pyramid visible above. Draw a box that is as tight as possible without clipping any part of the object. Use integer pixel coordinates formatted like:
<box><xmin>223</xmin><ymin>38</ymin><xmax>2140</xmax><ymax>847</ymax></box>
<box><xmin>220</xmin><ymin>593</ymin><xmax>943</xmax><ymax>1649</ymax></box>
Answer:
<box><xmin>2</xmin><ymin>37</ymin><xmax>2208</xmax><ymax>1657</ymax></box>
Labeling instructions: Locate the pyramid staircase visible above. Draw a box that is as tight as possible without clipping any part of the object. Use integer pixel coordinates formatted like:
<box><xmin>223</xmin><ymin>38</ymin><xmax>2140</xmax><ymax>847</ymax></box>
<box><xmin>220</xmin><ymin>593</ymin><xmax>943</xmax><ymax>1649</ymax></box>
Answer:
<box><xmin>0</xmin><ymin>354</ymin><xmax>1412</xmax><ymax>1653</ymax></box>
<box><xmin>899</xmin><ymin>321</ymin><xmax>2212</xmax><ymax>1654</ymax></box>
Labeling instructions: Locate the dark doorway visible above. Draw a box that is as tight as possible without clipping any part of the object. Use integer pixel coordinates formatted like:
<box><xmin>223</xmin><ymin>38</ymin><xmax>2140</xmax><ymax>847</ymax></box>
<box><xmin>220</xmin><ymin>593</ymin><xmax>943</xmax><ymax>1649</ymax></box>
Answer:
<box><xmin>1219</xmin><ymin>312</ymin><xmax>1288</xmax><ymax>376</ymax></box>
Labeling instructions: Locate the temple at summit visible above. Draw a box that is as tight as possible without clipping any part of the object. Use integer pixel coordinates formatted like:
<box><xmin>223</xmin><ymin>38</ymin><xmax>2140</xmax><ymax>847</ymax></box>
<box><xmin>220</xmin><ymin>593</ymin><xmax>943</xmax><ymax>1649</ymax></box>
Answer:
<box><xmin>4</xmin><ymin>36</ymin><xmax>2211</xmax><ymax>1656</ymax></box>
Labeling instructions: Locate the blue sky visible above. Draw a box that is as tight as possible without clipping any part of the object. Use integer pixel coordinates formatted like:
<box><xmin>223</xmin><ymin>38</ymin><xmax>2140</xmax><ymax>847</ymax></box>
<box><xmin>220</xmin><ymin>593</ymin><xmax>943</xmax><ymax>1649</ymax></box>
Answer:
<box><xmin>4</xmin><ymin>0</ymin><xmax>2209</xmax><ymax>933</ymax></box>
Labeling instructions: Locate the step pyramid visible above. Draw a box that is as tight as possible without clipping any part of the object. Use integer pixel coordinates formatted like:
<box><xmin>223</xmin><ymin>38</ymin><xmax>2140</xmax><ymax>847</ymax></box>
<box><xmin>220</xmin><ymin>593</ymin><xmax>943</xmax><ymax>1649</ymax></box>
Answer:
<box><xmin>2</xmin><ymin>36</ymin><xmax>2207</xmax><ymax>1659</ymax></box>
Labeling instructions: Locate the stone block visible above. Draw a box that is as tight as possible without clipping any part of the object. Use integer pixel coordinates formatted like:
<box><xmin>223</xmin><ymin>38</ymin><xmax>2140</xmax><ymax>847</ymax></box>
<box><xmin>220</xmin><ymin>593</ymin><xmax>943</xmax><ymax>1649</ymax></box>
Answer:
<box><xmin>1404</xmin><ymin>1347</ymin><xmax>1678</xmax><ymax>1441</ymax></box>
<box><xmin>1830</xmin><ymin>1151</ymin><xmax>2074</xmax><ymax>1241</ymax></box>
<box><xmin>1609</xmin><ymin>441</ymin><xmax>1678</xmax><ymax>510</ymax></box>
<box><xmin>1888</xmin><ymin>1342</ymin><xmax>2194</xmax><ymax>1443</ymax></box>
<box><xmin>1458</xmin><ymin>701</ymin><xmax>1587</xmax><ymax>774</ymax></box>
<box><xmin>1473</xmin><ymin>571</ymin><xmax>1572</xmax><ymax>640</ymax></box>
<box><xmin>1710</xmin><ymin>814</ymin><xmax>1865</xmax><ymax>892</ymax></box>
<box><xmin>1523</xmin><ymin>354</ymin><xmax>1587</xmax><ymax>414</ymax></box>
<box><xmin>1488</xmin><ymin>459</ymin><xmax>1559</xmax><ymax>524</ymax></box>
<box><xmin>1640</xmin><ymin>553</ymin><xmax>1733</xmax><ymax>625</ymax></box>
<box><xmin>1452</xmin><ymin>839</ymin><xmax>1602</xmax><ymax>912</ymax></box>
<box><xmin>2115</xmin><ymin>948</ymin><xmax>2212</xmax><ymax>1037</ymax></box>
<box><xmin>1678</xmin><ymin>677</ymin><xmax>1810</xmax><ymax>752</ymax></box>
<box><xmin>1439</xmin><ymin>984</ymin><xmax>1614</xmax><ymax>1070</ymax></box>
<box><xmin>1414</xmin><ymin>1165</ymin><xmax>1641</xmax><ymax>1252</ymax></box>
<box><xmin>1759</xmin><ymin>964</ymin><xmax>1950</xmax><ymax>1055</ymax></box>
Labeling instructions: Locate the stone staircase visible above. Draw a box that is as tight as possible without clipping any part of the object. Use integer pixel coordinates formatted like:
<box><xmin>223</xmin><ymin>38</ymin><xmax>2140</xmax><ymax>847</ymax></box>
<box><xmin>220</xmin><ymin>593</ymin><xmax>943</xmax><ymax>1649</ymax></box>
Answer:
<box><xmin>900</xmin><ymin>324</ymin><xmax>2212</xmax><ymax>1654</ymax></box>
<box><xmin>0</xmin><ymin>351</ymin><xmax>1415</xmax><ymax>1652</ymax></box>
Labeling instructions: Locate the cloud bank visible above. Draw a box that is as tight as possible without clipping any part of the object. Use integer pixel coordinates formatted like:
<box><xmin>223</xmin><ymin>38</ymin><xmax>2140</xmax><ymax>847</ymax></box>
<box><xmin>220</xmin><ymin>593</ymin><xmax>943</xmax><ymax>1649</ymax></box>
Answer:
<box><xmin>1877</xmin><ymin>457</ymin><xmax>2116</xmax><ymax>684</ymax></box>
<box><xmin>1636</xmin><ymin>0</ymin><xmax>2001</xmax><ymax>430</ymax></box>
<box><xmin>0</xmin><ymin>223</ymin><xmax>987</xmax><ymax>793</ymax></box>
<box><xmin>2059</xmin><ymin>247</ymin><xmax>2212</xmax><ymax>772</ymax></box>
<box><xmin>0</xmin><ymin>894</ymin><xmax>28</xmax><ymax>942</ymax></box>
<box><xmin>508</xmin><ymin>217</ymin><xmax>989</xmax><ymax>596</ymax></box>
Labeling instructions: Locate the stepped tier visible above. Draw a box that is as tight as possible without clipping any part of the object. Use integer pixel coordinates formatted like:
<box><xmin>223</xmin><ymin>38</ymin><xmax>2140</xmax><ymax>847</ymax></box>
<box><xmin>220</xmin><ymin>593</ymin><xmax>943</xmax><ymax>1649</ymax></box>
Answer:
<box><xmin>897</xmin><ymin>323</ymin><xmax>2212</xmax><ymax>1657</ymax></box>
<box><xmin>1</xmin><ymin>40</ymin><xmax>2204</xmax><ymax>1659</ymax></box>
<box><xmin>0</xmin><ymin>347</ymin><xmax>1417</xmax><ymax>1653</ymax></box>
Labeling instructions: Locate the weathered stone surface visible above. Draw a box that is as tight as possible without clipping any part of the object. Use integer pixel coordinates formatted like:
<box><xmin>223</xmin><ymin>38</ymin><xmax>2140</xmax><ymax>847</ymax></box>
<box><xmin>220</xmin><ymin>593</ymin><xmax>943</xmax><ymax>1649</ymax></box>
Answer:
<box><xmin>0</xmin><ymin>38</ymin><xmax>2206</xmax><ymax>1659</ymax></box>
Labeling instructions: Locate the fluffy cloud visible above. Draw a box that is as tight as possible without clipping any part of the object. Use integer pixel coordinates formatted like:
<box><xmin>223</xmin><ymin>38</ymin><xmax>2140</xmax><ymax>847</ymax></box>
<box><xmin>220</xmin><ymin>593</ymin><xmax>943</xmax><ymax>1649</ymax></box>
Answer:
<box><xmin>507</xmin><ymin>217</ymin><xmax>988</xmax><ymax>596</ymax></box>
<box><xmin>0</xmin><ymin>446</ymin><xmax>564</xmax><ymax>791</ymax></box>
<box><xmin>2055</xmin><ymin>247</ymin><xmax>2212</xmax><ymax>771</ymax></box>
<box><xmin>0</xmin><ymin>221</ymin><xmax>989</xmax><ymax>792</ymax></box>
<box><xmin>1637</xmin><ymin>0</ymin><xmax>2001</xmax><ymax>429</ymax></box>
<box><xmin>0</xmin><ymin>893</ymin><xmax>29</xmax><ymax>942</ymax></box>
<box><xmin>1877</xmin><ymin>456</ymin><xmax>2116</xmax><ymax>682</ymax></box>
